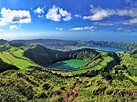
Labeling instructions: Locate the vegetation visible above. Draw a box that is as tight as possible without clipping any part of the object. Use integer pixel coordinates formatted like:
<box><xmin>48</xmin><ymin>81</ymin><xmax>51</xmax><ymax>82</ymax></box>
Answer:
<box><xmin>24</xmin><ymin>44</ymin><xmax>99</xmax><ymax>67</ymax></box>
<box><xmin>0</xmin><ymin>67</ymin><xmax>136</xmax><ymax>102</ymax></box>
<box><xmin>0</xmin><ymin>44</ymin><xmax>38</xmax><ymax>70</ymax></box>
<box><xmin>0</xmin><ymin>42</ymin><xmax>136</xmax><ymax>101</ymax></box>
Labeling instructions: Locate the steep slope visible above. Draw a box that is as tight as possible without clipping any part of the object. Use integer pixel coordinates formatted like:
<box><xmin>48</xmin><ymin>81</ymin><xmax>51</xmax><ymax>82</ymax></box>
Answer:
<box><xmin>0</xmin><ymin>42</ymin><xmax>136</xmax><ymax>102</ymax></box>
<box><xmin>24</xmin><ymin>44</ymin><xmax>99</xmax><ymax>67</ymax></box>
<box><xmin>0</xmin><ymin>43</ymin><xmax>118</xmax><ymax>73</ymax></box>
<box><xmin>0</xmin><ymin>58</ymin><xmax>18</xmax><ymax>72</ymax></box>
<box><xmin>0</xmin><ymin>43</ymin><xmax>119</xmax><ymax>76</ymax></box>
<box><xmin>23</xmin><ymin>44</ymin><xmax>120</xmax><ymax>78</ymax></box>
<box><xmin>0</xmin><ymin>43</ymin><xmax>39</xmax><ymax>70</ymax></box>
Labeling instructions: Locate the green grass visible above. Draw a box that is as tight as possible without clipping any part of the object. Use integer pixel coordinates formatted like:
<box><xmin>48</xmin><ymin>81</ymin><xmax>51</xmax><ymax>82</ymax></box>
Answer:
<box><xmin>71</xmin><ymin>51</ymin><xmax>114</xmax><ymax>75</ymax></box>
<box><xmin>120</xmin><ymin>53</ymin><xmax>137</xmax><ymax>67</ymax></box>
<box><xmin>0</xmin><ymin>53</ymin><xmax>11</xmax><ymax>64</ymax></box>
<box><xmin>120</xmin><ymin>53</ymin><xmax>137</xmax><ymax>78</ymax></box>
<box><xmin>72</xmin><ymin>65</ymin><xmax>102</xmax><ymax>75</ymax></box>
<box><xmin>95</xmin><ymin>74</ymin><xmax>103</xmax><ymax>79</ymax></box>
<box><xmin>10</xmin><ymin>47</ymin><xmax>25</xmax><ymax>58</ymax></box>
<box><xmin>0</xmin><ymin>68</ymin><xmax>136</xmax><ymax>102</ymax></box>
<box><xmin>0</xmin><ymin>47</ymin><xmax>37</xmax><ymax>69</ymax></box>
<box><xmin>0</xmin><ymin>47</ymin><xmax>136</xmax><ymax>102</ymax></box>
<box><xmin>100</xmin><ymin>56</ymin><xmax>113</xmax><ymax>66</ymax></box>
<box><xmin>123</xmin><ymin>73</ymin><xmax>137</xmax><ymax>82</ymax></box>
<box><xmin>99</xmin><ymin>51</ymin><xmax>108</xmax><ymax>56</ymax></box>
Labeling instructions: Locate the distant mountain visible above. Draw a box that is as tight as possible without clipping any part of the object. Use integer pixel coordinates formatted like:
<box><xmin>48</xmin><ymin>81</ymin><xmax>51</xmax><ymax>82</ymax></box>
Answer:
<box><xmin>10</xmin><ymin>39</ymin><xmax>137</xmax><ymax>50</ymax></box>
<box><xmin>0</xmin><ymin>39</ymin><xmax>7</xmax><ymax>45</ymax></box>
<box><xmin>11</xmin><ymin>39</ymin><xmax>80</xmax><ymax>49</ymax></box>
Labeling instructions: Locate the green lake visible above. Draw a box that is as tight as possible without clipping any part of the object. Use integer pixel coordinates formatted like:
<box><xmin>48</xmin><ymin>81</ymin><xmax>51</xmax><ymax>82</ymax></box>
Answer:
<box><xmin>48</xmin><ymin>59</ymin><xmax>86</xmax><ymax>70</ymax></box>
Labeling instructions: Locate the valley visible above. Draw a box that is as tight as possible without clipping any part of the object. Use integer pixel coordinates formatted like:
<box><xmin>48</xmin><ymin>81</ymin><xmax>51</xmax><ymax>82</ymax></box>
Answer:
<box><xmin>0</xmin><ymin>39</ymin><xmax>136</xmax><ymax>101</ymax></box>
<box><xmin>1</xmin><ymin>0</ymin><xmax>137</xmax><ymax>101</ymax></box>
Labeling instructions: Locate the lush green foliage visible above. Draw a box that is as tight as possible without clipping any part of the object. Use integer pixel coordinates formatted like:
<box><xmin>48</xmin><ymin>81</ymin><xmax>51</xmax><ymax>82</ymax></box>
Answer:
<box><xmin>0</xmin><ymin>68</ymin><xmax>136</xmax><ymax>102</ymax></box>
<box><xmin>0</xmin><ymin>43</ymin><xmax>136</xmax><ymax>101</ymax></box>
<box><xmin>0</xmin><ymin>45</ymin><xmax>38</xmax><ymax>69</ymax></box>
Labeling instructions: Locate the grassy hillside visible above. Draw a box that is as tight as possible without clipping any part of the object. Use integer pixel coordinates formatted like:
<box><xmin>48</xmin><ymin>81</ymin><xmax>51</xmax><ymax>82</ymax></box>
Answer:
<box><xmin>71</xmin><ymin>51</ymin><xmax>114</xmax><ymax>76</ymax></box>
<box><xmin>0</xmin><ymin>58</ymin><xmax>18</xmax><ymax>72</ymax></box>
<box><xmin>118</xmin><ymin>52</ymin><xmax>137</xmax><ymax>85</ymax></box>
<box><xmin>0</xmin><ymin>44</ymin><xmax>38</xmax><ymax>69</ymax></box>
<box><xmin>0</xmin><ymin>43</ymin><xmax>136</xmax><ymax>101</ymax></box>
<box><xmin>23</xmin><ymin>44</ymin><xmax>119</xmax><ymax>78</ymax></box>
<box><xmin>0</xmin><ymin>67</ymin><xmax>136</xmax><ymax>102</ymax></box>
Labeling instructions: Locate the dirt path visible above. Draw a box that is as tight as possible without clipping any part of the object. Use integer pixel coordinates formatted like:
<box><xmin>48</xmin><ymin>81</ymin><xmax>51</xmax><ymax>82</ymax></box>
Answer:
<box><xmin>63</xmin><ymin>80</ymin><xmax>81</xmax><ymax>102</ymax></box>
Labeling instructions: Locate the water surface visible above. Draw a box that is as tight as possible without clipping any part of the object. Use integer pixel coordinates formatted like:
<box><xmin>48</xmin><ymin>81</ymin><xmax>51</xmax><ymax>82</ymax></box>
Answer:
<box><xmin>74</xmin><ymin>46</ymin><xmax>129</xmax><ymax>52</ymax></box>
<box><xmin>48</xmin><ymin>59</ymin><xmax>86</xmax><ymax>70</ymax></box>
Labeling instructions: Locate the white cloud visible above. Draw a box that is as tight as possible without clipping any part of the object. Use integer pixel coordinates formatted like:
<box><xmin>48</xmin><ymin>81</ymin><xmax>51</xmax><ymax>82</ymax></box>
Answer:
<box><xmin>69</xmin><ymin>26</ymin><xmax>96</xmax><ymax>31</ymax></box>
<box><xmin>10</xmin><ymin>25</ymin><xmax>19</xmax><ymax>30</ymax></box>
<box><xmin>74</xmin><ymin>14</ymin><xmax>82</xmax><ymax>18</ymax></box>
<box><xmin>0</xmin><ymin>19</ymin><xmax>6</xmax><ymax>26</ymax></box>
<box><xmin>56</xmin><ymin>27</ymin><xmax>62</xmax><ymax>30</ymax></box>
<box><xmin>34</xmin><ymin>7</ymin><xmax>44</xmax><ymax>14</ymax></box>
<box><xmin>116</xmin><ymin>9</ymin><xmax>137</xmax><ymax>17</ymax></box>
<box><xmin>59</xmin><ymin>8</ymin><xmax>71</xmax><ymax>21</ymax></box>
<box><xmin>46</xmin><ymin>5</ymin><xmax>71</xmax><ymax>21</ymax></box>
<box><xmin>83</xmin><ymin>5</ymin><xmax>137</xmax><ymax>24</ymax></box>
<box><xmin>0</xmin><ymin>8</ymin><xmax>31</xmax><ymax>26</ymax></box>
<box><xmin>116</xmin><ymin>28</ymin><xmax>124</xmax><ymax>31</ymax></box>
<box><xmin>0</xmin><ymin>29</ymin><xmax>3</xmax><ymax>32</ymax></box>
<box><xmin>70</xmin><ymin>27</ymin><xmax>83</xmax><ymax>31</ymax></box>
<box><xmin>63</xmin><ymin>16</ymin><xmax>71</xmax><ymax>21</ymax></box>
<box><xmin>83</xmin><ymin>6</ymin><xmax>115</xmax><ymax>20</ymax></box>
<box><xmin>115</xmin><ymin>27</ymin><xmax>132</xmax><ymax>33</ymax></box>
<box><xmin>46</xmin><ymin>5</ymin><xmax>61</xmax><ymax>21</ymax></box>
<box><xmin>93</xmin><ymin>22</ymin><xmax>114</xmax><ymax>26</ymax></box>
<box><xmin>122</xmin><ymin>18</ymin><xmax>137</xmax><ymax>25</ymax></box>
<box><xmin>129</xmin><ymin>18</ymin><xmax>137</xmax><ymax>24</ymax></box>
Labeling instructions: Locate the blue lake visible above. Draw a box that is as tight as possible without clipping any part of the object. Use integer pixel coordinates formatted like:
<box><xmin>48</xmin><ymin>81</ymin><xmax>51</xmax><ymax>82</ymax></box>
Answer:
<box><xmin>74</xmin><ymin>46</ymin><xmax>129</xmax><ymax>52</ymax></box>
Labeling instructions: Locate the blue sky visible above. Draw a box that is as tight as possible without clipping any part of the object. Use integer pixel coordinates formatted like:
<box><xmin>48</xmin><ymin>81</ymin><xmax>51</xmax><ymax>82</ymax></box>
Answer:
<box><xmin>0</xmin><ymin>0</ymin><xmax>137</xmax><ymax>41</ymax></box>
